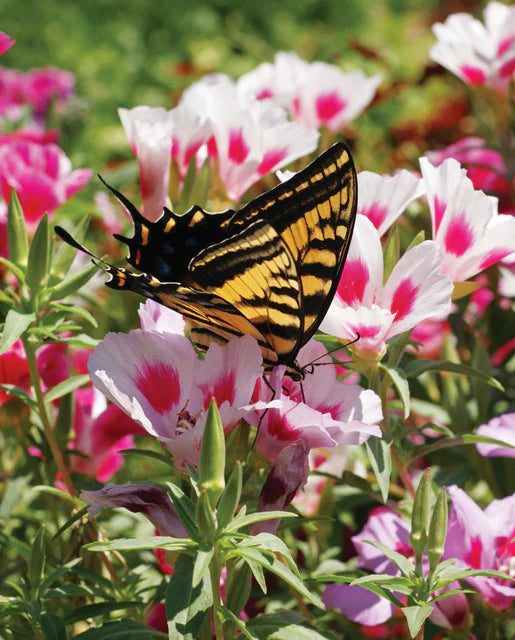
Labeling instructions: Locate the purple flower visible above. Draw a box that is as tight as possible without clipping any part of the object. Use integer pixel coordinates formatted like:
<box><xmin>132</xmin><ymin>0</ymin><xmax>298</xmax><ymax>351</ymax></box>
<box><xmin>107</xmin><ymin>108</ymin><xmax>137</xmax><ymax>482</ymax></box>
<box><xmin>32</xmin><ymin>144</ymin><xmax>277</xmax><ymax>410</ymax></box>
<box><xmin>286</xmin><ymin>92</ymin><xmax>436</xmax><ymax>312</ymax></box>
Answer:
<box><xmin>476</xmin><ymin>412</ymin><xmax>515</xmax><ymax>458</ymax></box>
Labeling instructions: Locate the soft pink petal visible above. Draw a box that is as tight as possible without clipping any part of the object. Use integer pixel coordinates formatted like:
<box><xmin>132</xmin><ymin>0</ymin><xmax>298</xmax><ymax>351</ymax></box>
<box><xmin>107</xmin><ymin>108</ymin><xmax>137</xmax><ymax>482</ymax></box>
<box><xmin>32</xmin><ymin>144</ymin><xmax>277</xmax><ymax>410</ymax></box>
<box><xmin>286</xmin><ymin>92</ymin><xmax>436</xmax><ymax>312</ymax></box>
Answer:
<box><xmin>323</xmin><ymin>584</ymin><xmax>395</xmax><ymax>625</ymax></box>
<box><xmin>0</xmin><ymin>32</ymin><xmax>15</xmax><ymax>56</ymax></box>
<box><xmin>476</xmin><ymin>412</ymin><xmax>515</xmax><ymax>458</ymax></box>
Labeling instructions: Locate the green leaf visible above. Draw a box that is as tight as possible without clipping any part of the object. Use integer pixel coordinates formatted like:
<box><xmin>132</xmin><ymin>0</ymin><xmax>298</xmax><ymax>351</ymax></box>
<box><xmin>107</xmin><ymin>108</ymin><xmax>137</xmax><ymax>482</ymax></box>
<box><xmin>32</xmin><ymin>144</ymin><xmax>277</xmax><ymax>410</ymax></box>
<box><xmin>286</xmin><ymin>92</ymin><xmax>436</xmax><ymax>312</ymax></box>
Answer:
<box><xmin>119</xmin><ymin>448</ymin><xmax>175</xmax><ymax>467</ymax></box>
<box><xmin>45</xmin><ymin>262</ymin><xmax>98</xmax><ymax>301</ymax></box>
<box><xmin>401</xmin><ymin>605</ymin><xmax>433</xmax><ymax>638</ymax></box>
<box><xmin>0</xmin><ymin>256</ymin><xmax>27</xmax><ymax>283</ymax></box>
<box><xmin>225</xmin><ymin>558</ymin><xmax>252</xmax><ymax>618</ymax></box>
<box><xmin>242</xmin><ymin>556</ymin><xmax>267</xmax><ymax>593</ymax></box>
<box><xmin>383</xmin><ymin>224</ymin><xmax>399</xmax><ymax>283</ymax></box>
<box><xmin>8</xmin><ymin>189</ymin><xmax>29</xmax><ymax>267</ymax></box>
<box><xmin>379</xmin><ymin>363</ymin><xmax>410</xmax><ymax>418</ymax></box>
<box><xmin>44</xmin><ymin>374</ymin><xmax>90</xmax><ymax>402</ymax></box>
<box><xmin>365</xmin><ymin>435</ymin><xmax>392</xmax><ymax>503</ymax></box>
<box><xmin>84</xmin><ymin>536</ymin><xmax>197</xmax><ymax>553</ymax></box>
<box><xmin>350</xmin><ymin>573</ymin><xmax>412</xmax><ymax>596</ymax></box>
<box><xmin>49</xmin><ymin>302</ymin><xmax>98</xmax><ymax>328</ymax></box>
<box><xmin>223</xmin><ymin>510</ymin><xmax>297</xmax><ymax>533</ymax></box>
<box><xmin>190</xmin><ymin>160</ymin><xmax>210</xmax><ymax>209</ymax></box>
<box><xmin>39</xmin><ymin>613</ymin><xmax>67</xmax><ymax>640</ymax></box>
<box><xmin>73</xmin><ymin>619</ymin><xmax>167</xmax><ymax>638</ymax></box>
<box><xmin>51</xmin><ymin>505</ymin><xmax>89</xmax><ymax>541</ymax></box>
<box><xmin>405</xmin><ymin>229</ymin><xmax>425</xmax><ymax>252</ymax></box>
<box><xmin>239</xmin><ymin>533</ymin><xmax>301</xmax><ymax>577</ymax></box>
<box><xmin>405</xmin><ymin>359</ymin><xmax>504</xmax><ymax>391</ymax></box>
<box><xmin>192</xmin><ymin>546</ymin><xmax>214</xmax><ymax>589</ymax></box>
<box><xmin>63</xmin><ymin>602</ymin><xmax>143</xmax><ymax>625</ymax></box>
<box><xmin>246</xmin><ymin>612</ymin><xmax>310</xmax><ymax>639</ymax></box>
<box><xmin>51</xmin><ymin>216</ymin><xmax>91</xmax><ymax>280</ymax></box>
<box><xmin>0</xmin><ymin>310</ymin><xmax>35</xmax><ymax>354</ymax></box>
<box><xmin>0</xmin><ymin>383</ymin><xmax>36</xmax><ymax>406</ymax></box>
<box><xmin>461</xmin><ymin>433</ymin><xmax>515</xmax><ymax>449</ymax></box>
<box><xmin>166</xmin><ymin>482</ymin><xmax>199</xmax><ymax>539</ymax></box>
<box><xmin>166</xmin><ymin>553</ymin><xmax>212</xmax><ymax>640</ymax></box>
<box><xmin>26</xmin><ymin>214</ymin><xmax>50</xmax><ymax>294</ymax></box>
<box><xmin>38</xmin><ymin>558</ymin><xmax>82</xmax><ymax>593</ymax></box>
<box><xmin>269</xmin><ymin>625</ymin><xmax>334</xmax><ymax>639</ymax></box>
<box><xmin>361</xmin><ymin>541</ymin><xmax>414</xmax><ymax>577</ymax></box>
<box><xmin>28</xmin><ymin>525</ymin><xmax>49</xmax><ymax>596</ymax></box>
<box><xmin>219</xmin><ymin>607</ymin><xmax>256</xmax><ymax>640</ymax></box>
<box><xmin>32</xmin><ymin>485</ymin><xmax>85</xmax><ymax>506</ymax></box>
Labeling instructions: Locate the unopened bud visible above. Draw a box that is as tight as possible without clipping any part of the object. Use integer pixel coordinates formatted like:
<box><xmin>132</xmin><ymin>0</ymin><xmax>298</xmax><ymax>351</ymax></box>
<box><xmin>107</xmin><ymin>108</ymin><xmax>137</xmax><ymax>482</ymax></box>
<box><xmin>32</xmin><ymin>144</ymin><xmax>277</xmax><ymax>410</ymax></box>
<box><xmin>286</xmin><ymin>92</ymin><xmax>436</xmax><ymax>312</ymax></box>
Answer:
<box><xmin>199</xmin><ymin>398</ymin><xmax>226</xmax><ymax>508</ymax></box>
<box><xmin>410</xmin><ymin>468</ymin><xmax>431</xmax><ymax>563</ymax></box>
<box><xmin>427</xmin><ymin>486</ymin><xmax>448</xmax><ymax>571</ymax></box>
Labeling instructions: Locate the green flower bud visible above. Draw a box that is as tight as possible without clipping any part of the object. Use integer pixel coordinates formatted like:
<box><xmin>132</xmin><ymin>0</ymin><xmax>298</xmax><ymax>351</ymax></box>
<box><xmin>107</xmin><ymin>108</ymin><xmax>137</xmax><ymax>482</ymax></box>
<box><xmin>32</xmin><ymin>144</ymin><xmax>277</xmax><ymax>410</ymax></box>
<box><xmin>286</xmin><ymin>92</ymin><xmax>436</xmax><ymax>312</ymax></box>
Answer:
<box><xmin>199</xmin><ymin>398</ymin><xmax>225</xmax><ymax>508</ymax></box>
<box><xmin>427</xmin><ymin>486</ymin><xmax>448</xmax><ymax>572</ymax></box>
<box><xmin>216</xmin><ymin>461</ymin><xmax>242</xmax><ymax>531</ymax></box>
<box><xmin>196</xmin><ymin>489</ymin><xmax>217</xmax><ymax>543</ymax></box>
<box><xmin>410</xmin><ymin>468</ymin><xmax>431</xmax><ymax>563</ymax></box>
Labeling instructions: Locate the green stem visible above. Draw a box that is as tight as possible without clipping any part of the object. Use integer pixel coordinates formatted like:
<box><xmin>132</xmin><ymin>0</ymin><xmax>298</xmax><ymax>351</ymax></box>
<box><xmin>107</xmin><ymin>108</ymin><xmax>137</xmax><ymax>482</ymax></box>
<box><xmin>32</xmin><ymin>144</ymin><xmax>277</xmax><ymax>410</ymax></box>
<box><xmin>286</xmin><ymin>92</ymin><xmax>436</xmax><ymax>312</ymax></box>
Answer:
<box><xmin>210</xmin><ymin>548</ymin><xmax>224</xmax><ymax>640</ymax></box>
<box><xmin>23</xmin><ymin>338</ymin><xmax>76</xmax><ymax>497</ymax></box>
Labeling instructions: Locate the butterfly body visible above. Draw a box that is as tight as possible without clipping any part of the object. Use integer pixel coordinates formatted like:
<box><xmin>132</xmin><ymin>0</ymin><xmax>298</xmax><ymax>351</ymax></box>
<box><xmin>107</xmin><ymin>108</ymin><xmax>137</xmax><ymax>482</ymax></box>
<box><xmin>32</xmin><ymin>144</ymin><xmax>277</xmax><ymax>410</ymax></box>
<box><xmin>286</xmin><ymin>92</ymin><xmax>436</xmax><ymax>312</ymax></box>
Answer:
<box><xmin>56</xmin><ymin>142</ymin><xmax>357</xmax><ymax>381</ymax></box>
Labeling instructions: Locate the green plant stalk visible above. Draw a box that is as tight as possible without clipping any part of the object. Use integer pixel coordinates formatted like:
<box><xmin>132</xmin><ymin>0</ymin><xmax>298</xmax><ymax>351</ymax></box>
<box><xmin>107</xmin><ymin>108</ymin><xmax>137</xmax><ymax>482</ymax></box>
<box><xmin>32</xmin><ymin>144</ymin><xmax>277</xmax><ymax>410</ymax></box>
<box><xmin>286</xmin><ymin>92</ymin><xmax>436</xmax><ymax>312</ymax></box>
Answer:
<box><xmin>210</xmin><ymin>547</ymin><xmax>224</xmax><ymax>640</ymax></box>
<box><xmin>23</xmin><ymin>337</ymin><xmax>76</xmax><ymax>497</ymax></box>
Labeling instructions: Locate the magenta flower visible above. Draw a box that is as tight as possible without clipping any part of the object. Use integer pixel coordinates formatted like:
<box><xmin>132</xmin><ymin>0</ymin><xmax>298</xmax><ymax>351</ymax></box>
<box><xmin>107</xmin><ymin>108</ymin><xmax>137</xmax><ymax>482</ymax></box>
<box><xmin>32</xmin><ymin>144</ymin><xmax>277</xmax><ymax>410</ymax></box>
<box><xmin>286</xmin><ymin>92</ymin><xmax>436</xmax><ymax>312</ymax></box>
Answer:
<box><xmin>0</xmin><ymin>32</ymin><xmax>15</xmax><ymax>56</ymax></box>
<box><xmin>0</xmin><ymin>339</ymin><xmax>31</xmax><ymax>405</ymax></box>
<box><xmin>0</xmin><ymin>128</ymin><xmax>60</xmax><ymax>146</ymax></box>
<box><xmin>88</xmin><ymin>331</ymin><xmax>271</xmax><ymax>470</ymax></box>
<box><xmin>324</xmin><ymin>507</ymin><xmax>470</xmax><ymax>629</ymax></box>
<box><xmin>420</xmin><ymin>157</ymin><xmax>515</xmax><ymax>282</ymax></box>
<box><xmin>475</xmin><ymin>412</ymin><xmax>515</xmax><ymax>459</ymax></box>
<box><xmin>253</xmin><ymin>340</ymin><xmax>381</xmax><ymax>461</ymax></box>
<box><xmin>357</xmin><ymin>170</ymin><xmax>425</xmax><ymax>237</ymax></box>
<box><xmin>0</xmin><ymin>67</ymin><xmax>28</xmax><ymax>122</ymax></box>
<box><xmin>426</xmin><ymin>137</ymin><xmax>512</xmax><ymax>213</ymax></box>
<box><xmin>23</xmin><ymin>66</ymin><xmax>75</xmax><ymax>117</ymax></box>
<box><xmin>118</xmin><ymin>106</ymin><xmax>174</xmax><ymax>221</ymax></box>
<box><xmin>181</xmin><ymin>74</ymin><xmax>319</xmax><ymax>201</ymax></box>
<box><xmin>0</xmin><ymin>141</ymin><xmax>92</xmax><ymax>227</ymax></box>
<box><xmin>70</xmin><ymin>387</ymin><xmax>146</xmax><ymax>482</ymax></box>
<box><xmin>169</xmin><ymin>103</ymin><xmax>210</xmax><ymax>179</ymax></box>
<box><xmin>444</xmin><ymin>486</ymin><xmax>515</xmax><ymax>610</ymax></box>
<box><xmin>81</xmin><ymin>483</ymin><xmax>188</xmax><ymax>538</ymax></box>
<box><xmin>320</xmin><ymin>215</ymin><xmax>453</xmax><ymax>358</ymax></box>
<box><xmin>409</xmin><ymin>317</ymin><xmax>453</xmax><ymax>360</ymax></box>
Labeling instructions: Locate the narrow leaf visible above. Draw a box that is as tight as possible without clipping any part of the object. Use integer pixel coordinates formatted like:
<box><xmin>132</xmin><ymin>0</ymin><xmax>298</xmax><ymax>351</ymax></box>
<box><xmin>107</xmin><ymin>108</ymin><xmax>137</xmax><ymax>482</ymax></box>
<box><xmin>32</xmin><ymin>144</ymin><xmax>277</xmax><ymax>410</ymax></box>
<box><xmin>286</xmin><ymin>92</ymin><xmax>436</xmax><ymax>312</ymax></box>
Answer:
<box><xmin>51</xmin><ymin>216</ymin><xmax>91</xmax><ymax>279</ymax></box>
<box><xmin>0</xmin><ymin>310</ymin><xmax>35</xmax><ymax>354</ymax></box>
<box><xmin>84</xmin><ymin>536</ymin><xmax>197</xmax><ymax>552</ymax></box>
<box><xmin>8</xmin><ymin>189</ymin><xmax>29</xmax><ymax>267</ymax></box>
<box><xmin>46</xmin><ymin>262</ymin><xmax>99</xmax><ymax>301</ymax></box>
<box><xmin>44</xmin><ymin>374</ymin><xmax>90</xmax><ymax>402</ymax></box>
<box><xmin>379</xmin><ymin>363</ymin><xmax>410</xmax><ymax>418</ymax></box>
<box><xmin>401</xmin><ymin>605</ymin><xmax>433</xmax><ymax>638</ymax></box>
<box><xmin>361</xmin><ymin>540</ymin><xmax>415</xmax><ymax>577</ymax></box>
<box><xmin>365</xmin><ymin>435</ymin><xmax>392</xmax><ymax>503</ymax></box>
<box><xmin>63</xmin><ymin>602</ymin><xmax>142</xmax><ymax>625</ymax></box>
<box><xmin>405</xmin><ymin>359</ymin><xmax>503</xmax><ymax>391</ymax></box>
<box><xmin>26</xmin><ymin>214</ymin><xmax>50</xmax><ymax>293</ymax></box>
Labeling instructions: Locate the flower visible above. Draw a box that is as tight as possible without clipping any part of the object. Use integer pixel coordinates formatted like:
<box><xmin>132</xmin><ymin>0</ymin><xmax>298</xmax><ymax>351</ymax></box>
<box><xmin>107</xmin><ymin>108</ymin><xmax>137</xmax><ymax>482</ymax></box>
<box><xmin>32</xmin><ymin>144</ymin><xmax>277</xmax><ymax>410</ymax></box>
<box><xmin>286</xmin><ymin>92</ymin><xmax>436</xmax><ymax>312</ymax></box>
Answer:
<box><xmin>420</xmin><ymin>157</ymin><xmax>515</xmax><ymax>282</ymax></box>
<box><xmin>81</xmin><ymin>483</ymin><xmax>188</xmax><ymax>538</ymax></box>
<box><xmin>357</xmin><ymin>170</ymin><xmax>425</xmax><ymax>237</ymax></box>
<box><xmin>88</xmin><ymin>331</ymin><xmax>272</xmax><ymax>470</ymax></box>
<box><xmin>444</xmin><ymin>486</ymin><xmax>515</xmax><ymax>610</ymax></box>
<box><xmin>475</xmin><ymin>412</ymin><xmax>515</xmax><ymax>459</ymax></box>
<box><xmin>0</xmin><ymin>141</ymin><xmax>92</xmax><ymax>227</ymax></box>
<box><xmin>181</xmin><ymin>73</ymin><xmax>319</xmax><ymax>201</ymax></box>
<box><xmin>409</xmin><ymin>316</ymin><xmax>454</xmax><ymax>360</ymax></box>
<box><xmin>426</xmin><ymin>137</ymin><xmax>512</xmax><ymax>213</ymax></box>
<box><xmin>169</xmin><ymin>102</ymin><xmax>210</xmax><ymax>179</ymax></box>
<box><xmin>253</xmin><ymin>340</ymin><xmax>382</xmax><ymax>461</ymax></box>
<box><xmin>429</xmin><ymin>2</ymin><xmax>515</xmax><ymax>93</ymax></box>
<box><xmin>0</xmin><ymin>32</ymin><xmax>15</xmax><ymax>56</ymax></box>
<box><xmin>23</xmin><ymin>67</ymin><xmax>75</xmax><ymax>118</ymax></box>
<box><xmin>118</xmin><ymin>106</ymin><xmax>174</xmax><ymax>221</ymax></box>
<box><xmin>320</xmin><ymin>215</ymin><xmax>453</xmax><ymax>358</ymax></box>
<box><xmin>0</xmin><ymin>339</ymin><xmax>31</xmax><ymax>404</ymax></box>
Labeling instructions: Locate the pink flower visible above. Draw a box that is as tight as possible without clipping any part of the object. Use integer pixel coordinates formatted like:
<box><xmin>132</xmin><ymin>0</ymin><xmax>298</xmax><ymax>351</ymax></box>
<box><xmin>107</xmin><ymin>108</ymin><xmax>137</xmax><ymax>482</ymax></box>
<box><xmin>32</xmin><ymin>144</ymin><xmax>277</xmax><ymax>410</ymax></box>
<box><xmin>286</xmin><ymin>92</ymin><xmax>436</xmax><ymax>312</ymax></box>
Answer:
<box><xmin>0</xmin><ymin>339</ymin><xmax>30</xmax><ymax>404</ymax></box>
<box><xmin>420</xmin><ymin>157</ymin><xmax>515</xmax><ymax>282</ymax></box>
<box><xmin>426</xmin><ymin>137</ymin><xmax>512</xmax><ymax>212</ymax></box>
<box><xmin>70</xmin><ymin>387</ymin><xmax>146</xmax><ymax>482</ymax></box>
<box><xmin>475</xmin><ymin>412</ymin><xmax>515</xmax><ymax>458</ymax></box>
<box><xmin>444</xmin><ymin>486</ymin><xmax>515</xmax><ymax>610</ymax></box>
<box><xmin>253</xmin><ymin>341</ymin><xmax>382</xmax><ymax>461</ymax></box>
<box><xmin>138</xmin><ymin>299</ymin><xmax>186</xmax><ymax>335</ymax></box>
<box><xmin>0</xmin><ymin>141</ymin><xmax>92</xmax><ymax>227</ymax></box>
<box><xmin>88</xmin><ymin>331</ymin><xmax>272</xmax><ymax>471</ymax></box>
<box><xmin>181</xmin><ymin>74</ymin><xmax>319</xmax><ymax>201</ymax></box>
<box><xmin>0</xmin><ymin>67</ymin><xmax>26</xmax><ymax>121</ymax></box>
<box><xmin>0</xmin><ymin>128</ymin><xmax>60</xmax><ymax>146</ymax></box>
<box><xmin>118</xmin><ymin>106</ymin><xmax>174</xmax><ymax>221</ymax></box>
<box><xmin>23</xmin><ymin>67</ymin><xmax>75</xmax><ymax>117</ymax></box>
<box><xmin>0</xmin><ymin>32</ymin><xmax>15</xmax><ymax>56</ymax></box>
<box><xmin>409</xmin><ymin>317</ymin><xmax>454</xmax><ymax>360</ymax></box>
<box><xmin>169</xmin><ymin>103</ymin><xmax>210</xmax><ymax>179</ymax></box>
<box><xmin>320</xmin><ymin>215</ymin><xmax>453</xmax><ymax>358</ymax></box>
<box><xmin>81</xmin><ymin>483</ymin><xmax>188</xmax><ymax>537</ymax></box>
<box><xmin>429</xmin><ymin>2</ymin><xmax>515</xmax><ymax>93</ymax></box>
<box><xmin>357</xmin><ymin>170</ymin><xmax>425</xmax><ymax>237</ymax></box>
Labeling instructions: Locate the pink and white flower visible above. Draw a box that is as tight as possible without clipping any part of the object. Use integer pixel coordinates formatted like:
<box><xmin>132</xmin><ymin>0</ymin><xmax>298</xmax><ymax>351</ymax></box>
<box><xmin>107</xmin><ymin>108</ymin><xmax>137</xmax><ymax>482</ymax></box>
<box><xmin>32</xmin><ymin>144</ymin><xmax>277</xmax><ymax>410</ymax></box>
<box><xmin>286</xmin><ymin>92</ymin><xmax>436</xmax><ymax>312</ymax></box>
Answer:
<box><xmin>253</xmin><ymin>340</ymin><xmax>382</xmax><ymax>461</ymax></box>
<box><xmin>420</xmin><ymin>157</ymin><xmax>515</xmax><ymax>282</ymax></box>
<box><xmin>357</xmin><ymin>170</ymin><xmax>425</xmax><ymax>237</ymax></box>
<box><xmin>88</xmin><ymin>331</ymin><xmax>271</xmax><ymax>470</ymax></box>
<box><xmin>0</xmin><ymin>32</ymin><xmax>15</xmax><ymax>56</ymax></box>
<box><xmin>169</xmin><ymin>103</ymin><xmax>211</xmax><ymax>179</ymax></box>
<box><xmin>444</xmin><ymin>486</ymin><xmax>515</xmax><ymax>610</ymax></box>
<box><xmin>118</xmin><ymin>106</ymin><xmax>174</xmax><ymax>221</ymax></box>
<box><xmin>0</xmin><ymin>140</ymin><xmax>92</xmax><ymax>227</ymax></box>
<box><xmin>475</xmin><ymin>412</ymin><xmax>515</xmax><ymax>459</ymax></box>
<box><xmin>429</xmin><ymin>2</ymin><xmax>515</xmax><ymax>93</ymax></box>
<box><xmin>320</xmin><ymin>215</ymin><xmax>453</xmax><ymax>358</ymax></box>
<box><xmin>181</xmin><ymin>74</ymin><xmax>319</xmax><ymax>201</ymax></box>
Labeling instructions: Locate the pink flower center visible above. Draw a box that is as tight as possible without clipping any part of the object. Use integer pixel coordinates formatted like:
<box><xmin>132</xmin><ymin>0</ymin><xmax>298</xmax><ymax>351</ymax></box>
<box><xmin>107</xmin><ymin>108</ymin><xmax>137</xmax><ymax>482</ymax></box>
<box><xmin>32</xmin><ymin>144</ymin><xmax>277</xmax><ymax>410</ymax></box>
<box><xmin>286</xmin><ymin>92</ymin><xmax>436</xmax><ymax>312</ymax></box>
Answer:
<box><xmin>360</xmin><ymin>202</ymin><xmax>388</xmax><ymax>230</ymax></box>
<box><xmin>136</xmin><ymin>362</ymin><xmax>181</xmax><ymax>414</ymax></box>
<box><xmin>479</xmin><ymin>247</ymin><xmax>512</xmax><ymax>271</ymax></box>
<box><xmin>256</xmin><ymin>87</ymin><xmax>273</xmax><ymax>100</ymax></box>
<box><xmin>496</xmin><ymin>527</ymin><xmax>515</xmax><ymax>567</ymax></box>
<box><xmin>228</xmin><ymin>128</ymin><xmax>250</xmax><ymax>164</ymax></box>
<box><xmin>202</xmin><ymin>370</ymin><xmax>236</xmax><ymax>409</ymax></box>
<box><xmin>257</xmin><ymin>148</ymin><xmax>287</xmax><ymax>176</ymax></box>
<box><xmin>315</xmin><ymin>92</ymin><xmax>346</xmax><ymax>123</ymax></box>
<box><xmin>355</xmin><ymin>324</ymin><xmax>382</xmax><ymax>339</ymax></box>
<box><xmin>465</xmin><ymin>537</ymin><xmax>483</xmax><ymax>569</ymax></box>
<box><xmin>267</xmin><ymin>410</ymin><xmax>297</xmax><ymax>442</ymax></box>
<box><xmin>338</xmin><ymin>258</ymin><xmax>369</xmax><ymax>306</ymax></box>
<box><xmin>444</xmin><ymin>214</ymin><xmax>474</xmax><ymax>257</ymax></box>
<box><xmin>390</xmin><ymin>278</ymin><xmax>419</xmax><ymax>322</ymax></box>
<box><xmin>459</xmin><ymin>65</ymin><xmax>486</xmax><ymax>86</ymax></box>
<box><xmin>171</xmin><ymin>136</ymin><xmax>180</xmax><ymax>159</ymax></box>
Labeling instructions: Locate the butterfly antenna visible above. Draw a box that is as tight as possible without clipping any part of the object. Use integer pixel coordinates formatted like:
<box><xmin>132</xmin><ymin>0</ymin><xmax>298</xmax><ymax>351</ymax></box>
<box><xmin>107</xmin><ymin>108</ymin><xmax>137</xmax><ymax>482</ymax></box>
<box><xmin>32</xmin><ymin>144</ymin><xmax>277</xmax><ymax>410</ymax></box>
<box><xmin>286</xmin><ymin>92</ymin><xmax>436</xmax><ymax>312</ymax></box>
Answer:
<box><xmin>97</xmin><ymin>174</ymin><xmax>146</xmax><ymax>225</ymax></box>
<box><xmin>303</xmin><ymin>333</ymin><xmax>361</xmax><ymax>371</ymax></box>
<box><xmin>251</xmin><ymin>374</ymin><xmax>276</xmax><ymax>449</ymax></box>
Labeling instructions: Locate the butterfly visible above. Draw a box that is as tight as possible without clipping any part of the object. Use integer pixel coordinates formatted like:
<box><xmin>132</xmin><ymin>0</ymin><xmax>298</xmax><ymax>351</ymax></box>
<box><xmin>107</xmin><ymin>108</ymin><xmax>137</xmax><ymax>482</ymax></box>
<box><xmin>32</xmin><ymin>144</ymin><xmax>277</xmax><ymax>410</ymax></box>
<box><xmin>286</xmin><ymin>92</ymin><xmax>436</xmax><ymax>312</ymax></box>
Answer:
<box><xmin>56</xmin><ymin>142</ymin><xmax>357</xmax><ymax>382</ymax></box>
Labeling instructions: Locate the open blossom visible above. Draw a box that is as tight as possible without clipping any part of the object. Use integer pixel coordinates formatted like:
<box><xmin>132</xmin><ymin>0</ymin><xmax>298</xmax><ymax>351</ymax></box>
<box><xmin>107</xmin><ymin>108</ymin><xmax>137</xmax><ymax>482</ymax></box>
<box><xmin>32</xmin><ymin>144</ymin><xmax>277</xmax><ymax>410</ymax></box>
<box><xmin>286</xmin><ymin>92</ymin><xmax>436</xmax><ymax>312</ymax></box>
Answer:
<box><xmin>88</xmin><ymin>331</ymin><xmax>274</xmax><ymax>471</ymax></box>
<box><xmin>357</xmin><ymin>170</ymin><xmax>425</xmax><ymax>237</ymax></box>
<box><xmin>181</xmin><ymin>73</ymin><xmax>319</xmax><ymax>201</ymax></box>
<box><xmin>23</xmin><ymin>67</ymin><xmax>75</xmax><ymax>117</ymax></box>
<box><xmin>420</xmin><ymin>157</ymin><xmax>515</xmax><ymax>282</ymax></box>
<box><xmin>0</xmin><ymin>140</ymin><xmax>92</xmax><ymax>227</ymax></box>
<box><xmin>426</xmin><ymin>137</ymin><xmax>512</xmax><ymax>213</ymax></box>
<box><xmin>320</xmin><ymin>215</ymin><xmax>453</xmax><ymax>358</ymax></box>
<box><xmin>0</xmin><ymin>32</ymin><xmax>15</xmax><ymax>56</ymax></box>
<box><xmin>475</xmin><ymin>412</ymin><xmax>515</xmax><ymax>459</ymax></box>
<box><xmin>118</xmin><ymin>106</ymin><xmax>174</xmax><ymax>221</ymax></box>
<box><xmin>169</xmin><ymin>103</ymin><xmax>210</xmax><ymax>179</ymax></box>
<box><xmin>429</xmin><ymin>2</ymin><xmax>515</xmax><ymax>93</ymax></box>
<box><xmin>444</xmin><ymin>486</ymin><xmax>515</xmax><ymax>610</ymax></box>
<box><xmin>324</xmin><ymin>507</ymin><xmax>469</xmax><ymax>629</ymax></box>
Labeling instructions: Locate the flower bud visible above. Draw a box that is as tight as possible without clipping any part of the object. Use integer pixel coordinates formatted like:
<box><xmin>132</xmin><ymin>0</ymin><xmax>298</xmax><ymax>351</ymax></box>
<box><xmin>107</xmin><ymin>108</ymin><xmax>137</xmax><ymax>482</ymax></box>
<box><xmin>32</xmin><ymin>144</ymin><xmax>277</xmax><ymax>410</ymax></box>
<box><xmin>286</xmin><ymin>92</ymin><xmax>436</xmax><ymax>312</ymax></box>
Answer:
<box><xmin>410</xmin><ymin>468</ymin><xmax>431</xmax><ymax>563</ymax></box>
<box><xmin>199</xmin><ymin>398</ymin><xmax>226</xmax><ymax>509</ymax></box>
<box><xmin>427</xmin><ymin>486</ymin><xmax>448</xmax><ymax>572</ymax></box>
